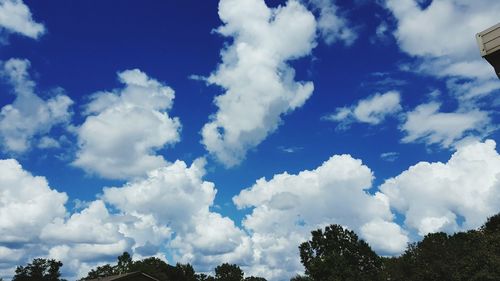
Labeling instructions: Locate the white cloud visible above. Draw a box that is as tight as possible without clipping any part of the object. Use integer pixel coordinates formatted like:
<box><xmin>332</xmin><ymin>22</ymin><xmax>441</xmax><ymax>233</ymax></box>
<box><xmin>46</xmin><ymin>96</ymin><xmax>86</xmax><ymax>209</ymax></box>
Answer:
<box><xmin>103</xmin><ymin>159</ymin><xmax>215</xmax><ymax>229</ymax></box>
<box><xmin>380</xmin><ymin>151</ymin><xmax>399</xmax><ymax>162</ymax></box>
<box><xmin>0</xmin><ymin>0</ymin><xmax>45</xmax><ymax>39</ymax></box>
<box><xmin>307</xmin><ymin>0</ymin><xmax>357</xmax><ymax>45</ymax></box>
<box><xmin>73</xmin><ymin>69</ymin><xmax>181</xmax><ymax>180</ymax></box>
<box><xmin>400</xmin><ymin>102</ymin><xmax>491</xmax><ymax>147</ymax></box>
<box><xmin>103</xmin><ymin>158</ymin><xmax>252</xmax><ymax>273</ymax></box>
<box><xmin>233</xmin><ymin>154</ymin><xmax>407</xmax><ymax>279</ymax></box>
<box><xmin>0</xmin><ymin>58</ymin><xmax>73</xmax><ymax>153</ymax></box>
<box><xmin>384</xmin><ymin>0</ymin><xmax>500</xmax><ymax>98</ymax></box>
<box><xmin>324</xmin><ymin>91</ymin><xmax>402</xmax><ymax>126</ymax></box>
<box><xmin>37</xmin><ymin>136</ymin><xmax>61</xmax><ymax>149</ymax></box>
<box><xmin>201</xmin><ymin>0</ymin><xmax>317</xmax><ymax>166</ymax></box>
<box><xmin>41</xmin><ymin>200</ymin><xmax>124</xmax><ymax>245</ymax></box>
<box><xmin>380</xmin><ymin>139</ymin><xmax>500</xmax><ymax>236</ymax></box>
<box><xmin>0</xmin><ymin>159</ymin><xmax>67</xmax><ymax>243</ymax></box>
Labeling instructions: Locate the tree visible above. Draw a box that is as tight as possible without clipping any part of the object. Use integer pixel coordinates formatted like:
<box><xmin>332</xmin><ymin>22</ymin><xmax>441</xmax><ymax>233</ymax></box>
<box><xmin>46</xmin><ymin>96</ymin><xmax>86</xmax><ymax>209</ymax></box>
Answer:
<box><xmin>244</xmin><ymin>277</ymin><xmax>267</xmax><ymax>281</ymax></box>
<box><xmin>289</xmin><ymin>276</ymin><xmax>312</xmax><ymax>281</ymax></box>
<box><xmin>13</xmin><ymin>258</ymin><xmax>66</xmax><ymax>281</ymax></box>
<box><xmin>299</xmin><ymin>224</ymin><xmax>383</xmax><ymax>281</ymax></box>
<box><xmin>174</xmin><ymin>263</ymin><xmax>197</xmax><ymax>281</ymax></box>
<box><xmin>131</xmin><ymin>257</ymin><xmax>172</xmax><ymax>281</ymax></box>
<box><xmin>80</xmin><ymin>264</ymin><xmax>115</xmax><ymax>280</ymax></box>
<box><xmin>115</xmin><ymin>252</ymin><xmax>133</xmax><ymax>274</ymax></box>
<box><xmin>196</xmin><ymin>273</ymin><xmax>216</xmax><ymax>281</ymax></box>
<box><xmin>214</xmin><ymin>263</ymin><xmax>243</xmax><ymax>281</ymax></box>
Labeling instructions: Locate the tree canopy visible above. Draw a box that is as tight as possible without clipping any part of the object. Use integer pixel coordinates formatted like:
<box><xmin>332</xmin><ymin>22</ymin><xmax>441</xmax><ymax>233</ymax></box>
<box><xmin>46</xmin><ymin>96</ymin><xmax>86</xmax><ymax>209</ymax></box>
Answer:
<box><xmin>299</xmin><ymin>224</ymin><xmax>383</xmax><ymax>281</ymax></box>
<box><xmin>12</xmin><ymin>258</ymin><xmax>66</xmax><ymax>281</ymax></box>
<box><xmin>298</xmin><ymin>213</ymin><xmax>500</xmax><ymax>281</ymax></box>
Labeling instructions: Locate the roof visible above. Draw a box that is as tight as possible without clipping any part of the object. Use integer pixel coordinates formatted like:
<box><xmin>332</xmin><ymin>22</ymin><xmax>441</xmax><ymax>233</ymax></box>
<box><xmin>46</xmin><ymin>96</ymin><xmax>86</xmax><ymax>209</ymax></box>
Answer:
<box><xmin>86</xmin><ymin>271</ymin><xmax>160</xmax><ymax>281</ymax></box>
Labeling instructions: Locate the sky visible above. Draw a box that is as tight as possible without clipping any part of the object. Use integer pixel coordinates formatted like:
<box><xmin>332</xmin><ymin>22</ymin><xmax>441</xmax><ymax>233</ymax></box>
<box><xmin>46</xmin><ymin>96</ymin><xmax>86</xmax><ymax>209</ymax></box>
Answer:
<box><xmin>0</xmin><ymin>0</ymin><xmax>499</xmax><ymax>280</ymax></box>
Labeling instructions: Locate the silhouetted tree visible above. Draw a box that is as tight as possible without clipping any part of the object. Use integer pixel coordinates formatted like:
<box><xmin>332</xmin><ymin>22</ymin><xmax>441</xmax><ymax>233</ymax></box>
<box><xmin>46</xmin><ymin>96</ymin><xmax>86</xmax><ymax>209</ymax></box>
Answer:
<box><xmin>214</xmin><ymin>263</ymin><xmax>243</xmax><ymax>281</ymax></box>
<box><xmin>289</xmin><ymin>275</ymin><xmax>312</xmax><ymax>281</ymax></box>
<box><xmin>299</xmin><ymin>224</ymin><xmax>383</xmax><ymax>281</ymax></box>
<box><xmin>13</xmin><ymin>258</ymin><xmax>66</xmax><ymax>281</ymax></box>
<box><xmin>244</xmin><ymin>277</ymin><xmax>267</xmax><ymax>281</ymax></box>
<box><xmin>196</xmin><ymin>273</ymin><xmax>216</xmax><ymax>281</ymax></box>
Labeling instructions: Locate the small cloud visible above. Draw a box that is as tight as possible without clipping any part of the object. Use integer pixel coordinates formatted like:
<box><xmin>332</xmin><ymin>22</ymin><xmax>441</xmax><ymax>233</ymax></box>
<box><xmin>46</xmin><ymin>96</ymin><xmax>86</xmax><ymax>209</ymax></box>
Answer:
<box><xmin>323</xmin><ymin>91</ymin><xmax>402</xmax><ymax>129</ymax></box>
<box><xmin>188</xmin><ymin>74</ymin><xmax>207</xmax><ymax>82</ymax></box>
<box><xmin>278</xmin><ymin>146</ymin><xmax>304</xmax><ymax>153</ymax></box>
<box><xmin>380</xmin><ymin>152</ymin><xmax>399</xmax><ymax>162</ymax></box>
<box><xmin>37</xmin><ymin>136</ymin><xmax>61</xmax><ymax>149</ymax></box>
<box><xmin>307</xmin><ymin>0</ymin><xmax>358</xmax><ymax>46</ymax></box>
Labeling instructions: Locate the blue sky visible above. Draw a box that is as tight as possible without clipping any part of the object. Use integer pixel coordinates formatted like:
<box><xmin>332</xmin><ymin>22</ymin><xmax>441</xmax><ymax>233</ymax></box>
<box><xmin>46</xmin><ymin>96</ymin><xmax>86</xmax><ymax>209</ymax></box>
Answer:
<box><xmin>0</xmin><ymin>0</ymin><xmax>499</xmax><ymax>280</ymax></box>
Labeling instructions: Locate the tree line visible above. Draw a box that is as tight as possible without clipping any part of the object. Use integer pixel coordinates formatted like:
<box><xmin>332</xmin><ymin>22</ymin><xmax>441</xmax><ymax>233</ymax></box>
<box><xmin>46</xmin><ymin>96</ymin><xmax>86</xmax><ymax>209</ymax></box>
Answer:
<box><xmin>7</xmin><ymin>213</ymin><xmax>500</xmax><ymax>281</ymax></box>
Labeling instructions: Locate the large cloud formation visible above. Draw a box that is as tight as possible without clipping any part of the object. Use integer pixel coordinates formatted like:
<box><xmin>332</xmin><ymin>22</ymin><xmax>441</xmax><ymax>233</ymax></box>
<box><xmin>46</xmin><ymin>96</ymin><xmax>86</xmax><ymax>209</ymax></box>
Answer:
<box><xmin>0</xmin><ymin>58</ymin><xmax>73</xmax><ymax>153</ymax></box>
<box><xmin>234</xmin><ymin>154</ymin><xmax>408</xmax><ymax>279</ymax></box>
<box><xmin>380</xmin><ymin>139</ymin><xmax>500</xmax><ymax>236</ymax></box>
<box><xmin>103</xmin><ymin>158</ymin><xmax>251</xmax><ymax>272</ymax></box>
<box><xmin>73</xmin><ymin>69</ymin><xmax>181</xmax><ymax>180</ymax></box>
<box><xmin>1</xmin><ymin>140</ymin><xmax>500</xmax><ymax>281</ymax></box>
<box><xmin>201</xmin><ymin>0</ymin><xmax>317</xmax><ymax>167</ymax></box>
<box><xmin>382</xmin><ymin>0</ymin><xmax>499</xmax><ymax>148</ymax></box>
<box><xmin>0</xmin><ymin>0</ymin><xmax>45</xmax><ymax>39</ymax></box>
<box><xmin>0</xmin><ymin>159</ymin><xmax>67</xmax><ymax>277</ymax></box>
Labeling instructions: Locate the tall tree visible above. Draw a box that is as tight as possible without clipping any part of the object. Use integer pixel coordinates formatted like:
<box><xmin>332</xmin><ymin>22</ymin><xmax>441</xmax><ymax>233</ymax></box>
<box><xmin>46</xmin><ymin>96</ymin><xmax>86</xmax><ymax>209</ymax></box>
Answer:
<box><xmin>13</xmin><ymin>258</ymin><xmax>66</xmax><ymax>281</ymax></box>
<box><xmin>115</xmin><ymin>252</ymin><xmax>133</xmax><ymax>275</ymax></box>
<box><xmin>299</xmin><ymin>224</ymin><xmax>383</xmax><ymax>281</ymax></box>
<box><xmin>214</xmin><ymin>263</ymin><xmax>243</xmax><ymax>281</ymax></box>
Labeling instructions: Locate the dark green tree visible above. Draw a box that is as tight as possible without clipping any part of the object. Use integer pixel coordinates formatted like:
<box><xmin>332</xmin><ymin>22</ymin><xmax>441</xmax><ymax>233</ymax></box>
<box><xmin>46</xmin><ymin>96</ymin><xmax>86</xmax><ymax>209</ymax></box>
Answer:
<box><xmin>13</xmin><ymin>258</ymin><xmax>66</xmax><ymax>281</ymax></box>
<box><xmin>131</xmin><ymin>257</ymin><xmax>173</xmax><ymax>281</ymax></box>
<box><xmin>174</xmin><ymin>263</ymin><xmax>197</xmax><ymax>281</ymax></box>
<box><xmin>80</xmin><ymin>264</ymin><xmax>115</xmax><ymax>280</ymax></box>
<box><xmin>289</xmin><ymin>275</ymin><xmax>312</xmax><ymax>281</ymax></box>
<box><xmin>214</xmin><ymin>263</ymin><xmax>243</xmax><ymax>281</ymax></box>
<box><xmin>299</xmin><ymin>224</ymin><xmax>383</xmax><ymax>281</ymax></box>
<box><xmin>196</xmin><ymin>273</ymin><xmax>216</xmax><ymax>281</ymax></box>
<box><xmin>244</xmin><ymin>277</ymin><xmax>267</xmax><ymax>281</ymax></box>
<box><xmin>115</xmin><ymin>252</ymin><xmax>133</xmax><ymax>275</ymax></box>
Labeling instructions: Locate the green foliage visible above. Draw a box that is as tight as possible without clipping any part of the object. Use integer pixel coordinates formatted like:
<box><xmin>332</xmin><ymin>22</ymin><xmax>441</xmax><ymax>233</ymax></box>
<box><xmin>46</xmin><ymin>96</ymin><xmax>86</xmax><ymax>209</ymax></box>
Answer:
<box><xmin>289</xmin><ymin>275</ymin><xmax>312</xmax><ymax>281</ymax></box>
<box><xmin>196</xmin><ymin>273</ymin><xmax>216</xmax><ymax>281</ymax></box>
<box><xmin>298</xmin><ymin>213</ymin><xmax>500</xmax><ymax>281</ymax></box>
<box><xmin>12</xmin><ymin>258</ymin><xmax>66</xmax><ymax>281</ymax></box>
<box><xmin>131</xmin><ymin>257</ymin><xmax>173</xmax><ymax>281</ymax></box>
<box><xmin>80</xmin><ymin>252</ymin><xmax>199</xmax><ymax>281</ymax></box>
<box><xmin>214</xmin><ymin>263</ymin><xmax>244</xmax><ymax>281</ymax></box>
<box><xmin>82</xmin><ymin>264</ymin><xmax>115</xmax><ymax>280</ymax></box>
<box><xmin>299</xmin><ymin>224</ymin><xmax>383</xmax><ymax>281</ymax></box>
<box><xmin>244</xmin><ymin>277</ymin><xmax>267</xmax><ymax>281</ymax></box>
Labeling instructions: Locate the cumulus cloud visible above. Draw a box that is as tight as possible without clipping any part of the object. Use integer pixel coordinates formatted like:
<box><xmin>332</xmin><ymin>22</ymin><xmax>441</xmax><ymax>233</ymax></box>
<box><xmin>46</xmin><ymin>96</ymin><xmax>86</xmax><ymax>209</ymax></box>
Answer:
<box><xmin>380</xmin><ymin>139</ymin><xmax>500</xmax><ymax>236</ymax></box>
<box><xmin>383</xmin><ymin>0</ymin><xmax>500</xmax><ymax>98</ymax></box>
<box><xmin>103</xmin><ymin>158</ymin><xmax>251</xmax><ymax>272</ymax></box>
<box><xmin>73</xmin><ymin>69</ymin><xmax>181</xmax><ymax>180</ymax></box>
<box><xmin>400</xmin><ymin>102</ymin><xmax>491</xmax><ymax>147</ymax></box>
<box><xmin>0</xmin><ymin>0</ymin><xmax>45</xmax><ymax>39</ymax></box>
<box><xmin>0</xmin><ymin>58</ymin><xmax>73</xmax><ymax>153</ymax></box>
<box><xmin>234</xmin><ymin>154</ymin><xmax>408</xmax><ymax>279</ymax></box>
<box><xmin>307</xmin><ymin>0</ymin><xmax>357</xmax><ymax>45</ymax></box>
<box><xmin>0</xmin><ymin>161</ymin><xmax>172</xmax><ymax>279</ymax></box>
<box><xmin>323</xmin><ymin>91</ymin><xmax>402</xmax><ymax>127</ymax></box>
<box><xmin>201</xmin><ymin>0</ymin><xmax>317</xmax><ymax>166</ymax></box>
<box><xmin>0</xmin><ymin>159</ymin><xmax>67</xmax><ymax>243</ymax></box>
<box><xmin>3</xmin><ymin>144</ymin><xmax>500</xmax><ymax>280</ymax></box>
